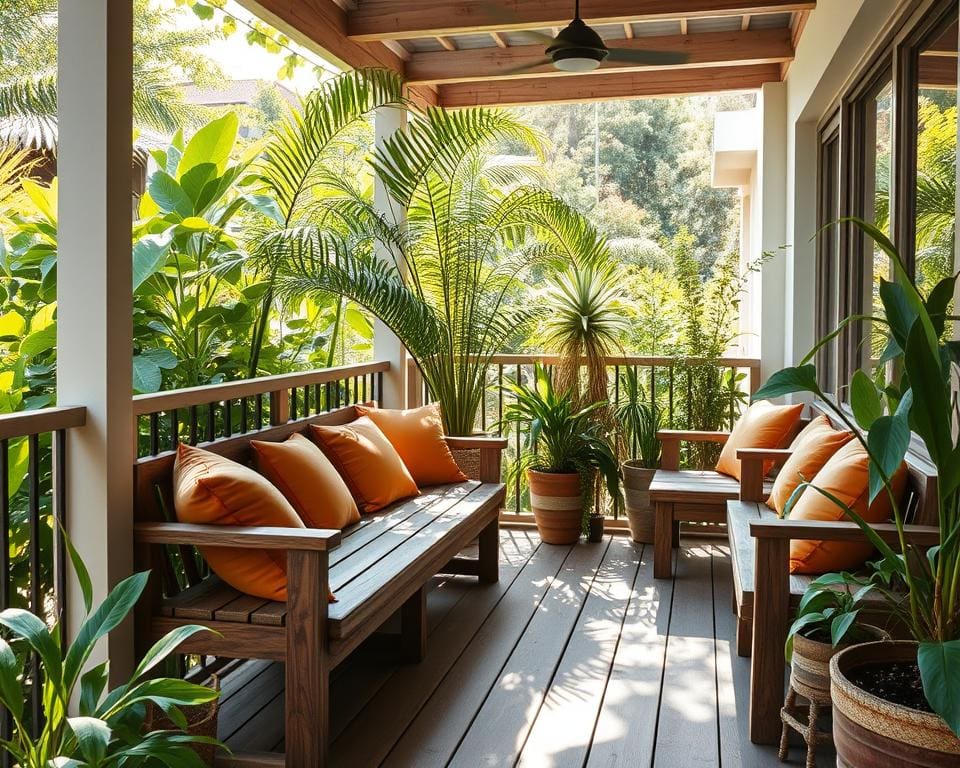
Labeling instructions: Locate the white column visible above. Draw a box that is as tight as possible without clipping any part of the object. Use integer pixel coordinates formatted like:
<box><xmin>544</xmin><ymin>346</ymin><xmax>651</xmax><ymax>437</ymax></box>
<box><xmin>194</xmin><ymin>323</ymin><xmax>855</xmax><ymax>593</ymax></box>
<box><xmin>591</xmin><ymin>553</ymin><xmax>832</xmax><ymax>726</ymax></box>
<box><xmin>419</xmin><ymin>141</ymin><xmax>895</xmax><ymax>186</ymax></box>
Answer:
<box><xmin>373</xmin><ymin>106</ymin><xmax>408</xmax><ymax>409</ymax></box>
<box><xmin>757</xmin><ymin>81</ymin><xmax>788</xmax><ymax>383</ymax></box>
<box><xmin>58</xmin><ymin>0</ymin><xmax>135</xmax><ymax>680</ymax></box>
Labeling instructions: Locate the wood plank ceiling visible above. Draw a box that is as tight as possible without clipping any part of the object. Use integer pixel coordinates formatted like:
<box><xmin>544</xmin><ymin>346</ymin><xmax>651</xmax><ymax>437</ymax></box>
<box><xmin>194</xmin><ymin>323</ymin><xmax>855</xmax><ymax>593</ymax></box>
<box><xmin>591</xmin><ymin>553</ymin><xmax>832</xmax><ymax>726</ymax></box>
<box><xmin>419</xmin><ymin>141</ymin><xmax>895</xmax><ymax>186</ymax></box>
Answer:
<box><xmin>238</xmin><ymin>1</ymin><xmax>815</xmax><ymax>108</ymax></box>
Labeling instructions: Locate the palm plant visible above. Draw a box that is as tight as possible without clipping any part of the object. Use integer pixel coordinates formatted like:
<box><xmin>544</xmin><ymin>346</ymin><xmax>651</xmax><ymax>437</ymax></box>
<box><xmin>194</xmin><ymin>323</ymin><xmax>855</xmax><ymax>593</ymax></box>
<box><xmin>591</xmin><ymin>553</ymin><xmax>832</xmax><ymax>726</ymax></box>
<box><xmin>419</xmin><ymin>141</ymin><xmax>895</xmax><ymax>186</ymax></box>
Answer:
<box><xmin>615</xmin><ymin>366</ymin><xmax>661</xmax><ymax>468</ymax></box>
<box><xmin>500</xmin><ymin>363</ymin><xmax>622</xmax><ymax>514</ymax></box>
<box><xmin>263</xmin><ymin>70</ymin><xmax>606</xmax><ymax>435</ymax></box>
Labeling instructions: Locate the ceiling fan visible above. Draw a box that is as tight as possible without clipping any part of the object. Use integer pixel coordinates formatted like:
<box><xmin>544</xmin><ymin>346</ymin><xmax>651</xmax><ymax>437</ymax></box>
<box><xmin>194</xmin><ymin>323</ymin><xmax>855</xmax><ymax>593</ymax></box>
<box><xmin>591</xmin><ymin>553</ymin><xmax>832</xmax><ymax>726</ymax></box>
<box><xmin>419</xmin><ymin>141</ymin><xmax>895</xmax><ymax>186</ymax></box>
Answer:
<box><xmin>502</xmin><ymin>0</ymin><xmax>690</xmax><ymax>74</ymax></box>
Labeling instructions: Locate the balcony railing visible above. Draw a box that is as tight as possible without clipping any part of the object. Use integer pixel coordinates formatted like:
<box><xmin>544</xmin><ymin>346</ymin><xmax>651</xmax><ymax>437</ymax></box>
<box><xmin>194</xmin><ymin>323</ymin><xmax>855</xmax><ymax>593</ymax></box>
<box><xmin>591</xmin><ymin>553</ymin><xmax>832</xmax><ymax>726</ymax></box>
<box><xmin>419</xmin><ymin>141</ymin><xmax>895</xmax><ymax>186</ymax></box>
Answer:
<box><xmin>408</xmin><ymin>353</ymin><xmax>762</xmax><ymax>517</ymax></box>
<box><xmin>0</xmin><ymin>405</ymin><xmax>86</xmax><ymax>759</ymax></box>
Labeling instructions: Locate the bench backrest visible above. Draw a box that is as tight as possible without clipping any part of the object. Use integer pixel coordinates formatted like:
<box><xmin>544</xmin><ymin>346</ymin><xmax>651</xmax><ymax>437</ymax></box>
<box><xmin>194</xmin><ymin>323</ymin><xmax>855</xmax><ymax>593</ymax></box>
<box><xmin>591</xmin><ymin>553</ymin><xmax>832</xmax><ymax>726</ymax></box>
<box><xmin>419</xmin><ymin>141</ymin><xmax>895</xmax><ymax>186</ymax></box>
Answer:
<box><xmin>134</xmin><ymin>404</ymin><xmax>366</xmax><ymax>598</ymax></box>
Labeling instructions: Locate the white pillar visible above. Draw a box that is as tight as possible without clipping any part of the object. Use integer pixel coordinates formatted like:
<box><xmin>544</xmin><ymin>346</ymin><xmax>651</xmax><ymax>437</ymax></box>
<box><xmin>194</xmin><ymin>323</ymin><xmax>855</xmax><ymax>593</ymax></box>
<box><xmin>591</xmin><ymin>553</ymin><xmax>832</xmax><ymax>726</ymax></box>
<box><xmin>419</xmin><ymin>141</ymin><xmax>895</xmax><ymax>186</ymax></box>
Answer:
<box><xmin>757</xmin><ymin>81</ymin><xmax>788</xmax><ymax>383</ymax></box>
<box><xmin>57</xmin><ymin>0</ymin><xmax>135</xmax><ymax>680</ymax></box>
<box><xmin>785</xmin><ymin>119</ymin><xmax>818</xmax><ymax>366</ymax></box>
<box><xmin>373</xmin><ymin>106</ymin><xmax>408</xmax><ymax>409</ymax></box>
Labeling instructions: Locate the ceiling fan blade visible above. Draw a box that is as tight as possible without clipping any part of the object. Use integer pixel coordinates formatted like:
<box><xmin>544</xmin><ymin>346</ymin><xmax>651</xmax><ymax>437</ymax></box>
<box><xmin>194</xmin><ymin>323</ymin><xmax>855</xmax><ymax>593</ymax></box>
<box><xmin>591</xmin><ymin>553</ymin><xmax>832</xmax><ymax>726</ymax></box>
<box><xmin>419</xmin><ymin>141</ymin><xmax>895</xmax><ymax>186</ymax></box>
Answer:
<box><xmin>605</xmin><ymin>48</ymin><xmax>690</xmax><ymax>65</ymax></box>
<box><xmin>476</xmin><ymin>3</ymin><xmax>556</xmax><ymax>45</ymax></box>
<box><xmin>512</xmin><ymin>29</ymin><xmax>558</xmax><ymax>46</ymax></box>
<box><xmin>498</xmin><ymin>57</ymin><xmax>554</xmax><ymax>76</ymax></box>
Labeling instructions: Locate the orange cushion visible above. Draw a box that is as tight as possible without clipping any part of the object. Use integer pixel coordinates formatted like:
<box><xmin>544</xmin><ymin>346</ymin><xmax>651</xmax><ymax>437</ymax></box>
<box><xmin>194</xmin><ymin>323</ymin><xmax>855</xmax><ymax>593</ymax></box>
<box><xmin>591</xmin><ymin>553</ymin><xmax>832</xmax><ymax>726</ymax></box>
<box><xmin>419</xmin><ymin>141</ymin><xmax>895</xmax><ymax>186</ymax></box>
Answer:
<box><xmin>789</xmin><ymin>440</ymin><xmax>908</xmax><ymax>574</ymax></box>
<box><xmin>309</xmin><ymin>416</ymin><xmax>419</xmax><ymax>514</ymax></box>
<box><xmin>355</xmin><ymin>403</ymin><xmax>467</xmax><ymax>486</ymax></box>
<box><xmin>251</xmin><ymin>432</ymin><xmax>360</xmax><ymax>530</ymax></box>
<box><xmin>715</xmin><ymin>400</ymin><xmax>804</xmax><ymax>481</ymax></box>
<box><xmin>768</xmin><ymin>415</ymin><xmax>854</xmax><ymax>516</ymax></box>
<box><xmin>173</xmin><ymin>443</ymin><xmax>302</xmax><ymax>602</ymax></box>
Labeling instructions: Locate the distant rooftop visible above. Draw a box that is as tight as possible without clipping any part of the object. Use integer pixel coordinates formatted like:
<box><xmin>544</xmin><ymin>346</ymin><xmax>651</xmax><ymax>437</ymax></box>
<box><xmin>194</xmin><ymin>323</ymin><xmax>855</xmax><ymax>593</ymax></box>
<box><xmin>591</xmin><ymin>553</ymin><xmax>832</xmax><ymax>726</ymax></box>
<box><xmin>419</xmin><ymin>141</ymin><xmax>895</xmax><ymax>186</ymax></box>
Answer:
<box><xmin>181</xmin><ymin>79</ymin><xmax>300</xmax><ymax>110</ymax></box>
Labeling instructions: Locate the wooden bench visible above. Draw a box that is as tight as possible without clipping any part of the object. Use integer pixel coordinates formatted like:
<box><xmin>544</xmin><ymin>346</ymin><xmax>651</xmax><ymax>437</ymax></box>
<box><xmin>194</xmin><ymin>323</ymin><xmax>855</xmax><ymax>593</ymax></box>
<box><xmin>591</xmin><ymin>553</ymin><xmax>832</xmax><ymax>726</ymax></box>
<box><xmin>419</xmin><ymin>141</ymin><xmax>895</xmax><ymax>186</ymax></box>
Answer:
<box><xmin>650</xmin><ymin>422</ymin><xmax>806</xmax><ymax>579</ymax></box>
<box><xmin>132</xmin><ymin>404</ymin><xmax>507</xmax><ymax>768</ymax></box>
<box><xmin>731</xmin><ymin>442</ymin><xmax>939</xmax><ymax>745</ymax></box>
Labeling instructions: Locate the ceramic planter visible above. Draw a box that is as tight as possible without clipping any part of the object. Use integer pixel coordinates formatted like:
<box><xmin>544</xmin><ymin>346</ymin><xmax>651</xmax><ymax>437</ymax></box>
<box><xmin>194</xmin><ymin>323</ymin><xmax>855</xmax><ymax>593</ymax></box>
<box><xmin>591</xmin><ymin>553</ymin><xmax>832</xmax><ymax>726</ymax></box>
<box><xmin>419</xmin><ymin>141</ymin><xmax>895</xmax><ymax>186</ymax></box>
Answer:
<box><xmin>527</xmin><ymin>469</ymin><xmax>583</xmax><ymax>544</ymax></box>
<box><xmin>831</xmin><ymin>640</ymin><xmax>960</xmax><ymax>767</ymax></box>
<box><xmin>622</xmin><ymin>460</ymin><xmax>656</xmax><ymax>543</ymax></box>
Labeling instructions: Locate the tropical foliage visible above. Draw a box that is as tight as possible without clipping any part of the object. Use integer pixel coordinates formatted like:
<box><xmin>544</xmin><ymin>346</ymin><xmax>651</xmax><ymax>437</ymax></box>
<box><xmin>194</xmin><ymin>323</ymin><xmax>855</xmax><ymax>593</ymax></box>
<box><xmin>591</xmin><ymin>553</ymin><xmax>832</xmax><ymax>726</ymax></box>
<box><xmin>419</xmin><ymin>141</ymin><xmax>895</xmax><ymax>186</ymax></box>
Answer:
<box><xmin>615</xmin><ymin>366</ymin><xmax>661</xmax><ymax>469</ymax></box>
<box><xmin>757</xmin><ymin>218</ymin><xmax>960</xmax><ymax>736</ymax></box>
<box><xmin>0</xmin><ymin>538</ymin><xmax>221</xmax><ymax>767</ymax></box>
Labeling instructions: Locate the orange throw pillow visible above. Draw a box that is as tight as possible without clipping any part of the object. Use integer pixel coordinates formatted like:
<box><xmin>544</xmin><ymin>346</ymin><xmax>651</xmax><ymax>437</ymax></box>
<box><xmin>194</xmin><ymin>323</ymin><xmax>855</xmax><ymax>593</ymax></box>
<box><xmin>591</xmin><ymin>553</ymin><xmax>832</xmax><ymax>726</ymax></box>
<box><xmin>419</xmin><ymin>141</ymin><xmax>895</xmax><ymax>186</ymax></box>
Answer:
<box><xmin>789</xmin><ymin>440</ymin><xmax>907</xmax><ymax>574</ymax></box>
<box><xmin>251</xmin><ymin>432</ymin><xmax>360</xmax><ymax>529</ymax></box>
<box><xmin>768</xmin><ymin>415</ymin><xmax>854</xmax><ymax>516</ymax></box>
<box><xmin>715</xmin><ymin>400</ymin><xmax>804</xmax><ymax>481</ymax></box>
<box><xmin>173</xmin><ymin>443</ymin><xmax>303</xmax><ymax>602</ymax></box>
<box><xmin>309</xmin><ymin>416</ymin><xmax>419</xmax><ymax>514</ymax></box>
<box><xmin>355</xmin><ymin>403</ymin><xmax>467</xmax><ymax>486</ymax></box>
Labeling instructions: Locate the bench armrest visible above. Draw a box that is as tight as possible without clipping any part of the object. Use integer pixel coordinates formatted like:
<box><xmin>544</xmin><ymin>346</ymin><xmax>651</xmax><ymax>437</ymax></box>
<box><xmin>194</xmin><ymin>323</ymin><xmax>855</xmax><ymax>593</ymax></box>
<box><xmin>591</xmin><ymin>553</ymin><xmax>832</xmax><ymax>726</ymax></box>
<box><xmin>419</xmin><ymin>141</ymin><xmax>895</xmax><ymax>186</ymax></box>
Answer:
<box><xmin>657</xmin><ymin>429</ymin><xmax>729</xmax><ymax>470</ymax></box>
<box><xmin>445</xmin><ymin>435</ymin><xmax>508</xmax><ymax>483</ymax></box>
<box><xmin>134</xmin><ymin>522</ymin><xmax>341</xmax><ymax>551</ymax></box>
<box><xmin>750</xmin><ymin>519</ymin><xmax>940</xmax><ymax>547</ymax></box>
<box><xmin>737</xmin><ymin>448</ymin><xmax>793</xmax><ymax>502</ymax></box>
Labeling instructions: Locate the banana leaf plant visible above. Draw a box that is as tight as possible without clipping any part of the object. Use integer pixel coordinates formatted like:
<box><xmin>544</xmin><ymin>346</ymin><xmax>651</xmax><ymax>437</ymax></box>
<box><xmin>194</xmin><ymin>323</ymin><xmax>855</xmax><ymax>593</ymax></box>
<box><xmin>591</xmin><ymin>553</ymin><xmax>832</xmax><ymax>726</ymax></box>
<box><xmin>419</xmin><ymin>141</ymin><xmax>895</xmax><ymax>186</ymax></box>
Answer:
<box><xmin>0</xmin><ymin>535</ymin><xmax>221</xmax><ymax>767</ymax></box>
<box><xmin>754</xmin><ymin>217</ymin><xmax>960</xmax><ymax>736</ymax></box>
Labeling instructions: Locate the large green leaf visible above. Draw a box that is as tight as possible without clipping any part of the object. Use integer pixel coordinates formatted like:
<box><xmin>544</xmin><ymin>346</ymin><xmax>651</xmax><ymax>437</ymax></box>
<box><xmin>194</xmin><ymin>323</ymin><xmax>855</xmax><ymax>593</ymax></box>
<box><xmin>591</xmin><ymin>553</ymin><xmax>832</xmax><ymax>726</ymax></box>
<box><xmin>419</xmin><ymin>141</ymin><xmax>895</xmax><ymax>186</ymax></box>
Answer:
<box><xmin>919</xmin><ymin>640</ymin><xmax>960</xmax><ymax>737</ymax></box>
<box><xmin>133</xmin><ymin>348</ymin><xmax>178</xmax><ymax>394</ymax></box>
<box><xmin>850</xmin><ymin>369</ymin><xmax>883</xmax><ymax>429</ymax></box>
<box><xmin>0</xmin><ymin>608</ymin><xmax>62</xmax><ymax>689</ymax></box>
<box><xmin>132</xmin><ymin>625</ymin><xmax>211</xmax><ymax>681</ymax></box>
<box><xmin>0</xmin><ymin>638</ymin><xmax>23</xmax><ymax>720</ymax></box>
<box><xmin>904</xmin><ymin>319</ymin><xmax>952</xmax><ymax>470</ymax></box>
<box><xmin>148</xmin><ymin>171</ymin><xmax>194</xmax><ymax>218</ymax></box>
<box><xmin>79</xmin><ymin>660</ymin><xmax>109</xmax><ymax>716</ymax></box>
<box><xmin>179</xmin><ymin>112</ymin><xmax>239</xmax><ymax>176</ymax></box>
<box><xmin>753</xmin><ymin>364</ymin><xmax>820</xmax><ymax>401</ymax></box>
<box><xmin>69</xmin><ymin>716</ymin><xmax>111</xmax><ymax>766</ymax></box>
<box><xmin>132</xmin><ymin>231</ymin><xmax>173</xmax><ymax>291</ymax></box>
<box><xmin>866</xmin><ymin>389</ymin><xmax>912</xmax><ymax>503</ymax></box>
<box><xmin>20</xmin><ymin>325</ymin><xmax>56</xmax><ymax>358</ymax></box>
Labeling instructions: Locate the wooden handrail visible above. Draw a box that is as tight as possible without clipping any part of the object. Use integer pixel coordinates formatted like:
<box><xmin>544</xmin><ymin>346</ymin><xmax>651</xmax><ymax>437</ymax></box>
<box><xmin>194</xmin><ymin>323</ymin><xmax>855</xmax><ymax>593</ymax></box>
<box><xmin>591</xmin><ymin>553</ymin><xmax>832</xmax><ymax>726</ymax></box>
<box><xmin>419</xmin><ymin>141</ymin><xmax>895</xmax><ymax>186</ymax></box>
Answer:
<box><xmin>0</xmin><ymin>405</ymin><xmax>87</xmax><ymax>440</ymax></box>
<box><xmin>750</xmin><ymin>520</ymin><xmax>940</xmax><ymax>546</ymax></box>
<box><xmin>132</xmin><ymin>361</ymin><xmax>391</xmax><ymax>416</ymax></box>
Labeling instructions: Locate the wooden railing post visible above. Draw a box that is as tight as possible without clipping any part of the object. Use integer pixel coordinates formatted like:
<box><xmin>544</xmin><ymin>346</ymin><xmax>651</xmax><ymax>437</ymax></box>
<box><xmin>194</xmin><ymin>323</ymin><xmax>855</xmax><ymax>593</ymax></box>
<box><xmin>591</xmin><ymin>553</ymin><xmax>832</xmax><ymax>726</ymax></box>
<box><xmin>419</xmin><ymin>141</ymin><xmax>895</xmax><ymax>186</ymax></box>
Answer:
<box><xmin>269</xmin><ymin>389</ymin><xmax>290</xmax><ymax>426</ymax></box>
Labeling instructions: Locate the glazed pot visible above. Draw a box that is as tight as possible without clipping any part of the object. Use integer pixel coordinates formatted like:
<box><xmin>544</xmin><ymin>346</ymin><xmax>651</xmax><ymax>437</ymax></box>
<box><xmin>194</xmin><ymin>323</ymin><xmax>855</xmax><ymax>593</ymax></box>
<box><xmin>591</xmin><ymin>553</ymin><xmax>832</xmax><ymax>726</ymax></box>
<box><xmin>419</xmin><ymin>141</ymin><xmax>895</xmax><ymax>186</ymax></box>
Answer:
<box><xmin>791</xmin><ymin>625</ymin><xmax>888</xmax><ymax>704</ymax></box>
<box><xmin>527</xmin><ymin>469</ymin><xmax>583</xmax><ymax>545</ymax></box>
<box><xmin>622</xmin><ymin>460</ymin><xmax>656</xmax><ymax>543</ymax></box>
<box><xmin>831</xmin><ymin>640</ymin><xmax>960</xmax><ymax>767</ymax></box>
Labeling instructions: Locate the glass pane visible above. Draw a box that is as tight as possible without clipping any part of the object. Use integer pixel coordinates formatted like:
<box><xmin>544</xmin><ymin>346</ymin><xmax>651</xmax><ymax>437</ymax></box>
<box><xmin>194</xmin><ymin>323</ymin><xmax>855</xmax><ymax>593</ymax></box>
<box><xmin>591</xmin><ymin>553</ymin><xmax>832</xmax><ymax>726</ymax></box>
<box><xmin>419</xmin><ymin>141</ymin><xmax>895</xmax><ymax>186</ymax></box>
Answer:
<box><xmin>870</xmin><ymin>80</ymin><xmax>894</xmax><ymax>380</ymax></box>
<box><xmin>916</xmin><ymin>19</ymin><xmax>957</xmax><ymax>310</ymax></box>
<box><xmin>817</xmin><ymin>129</ymin><xmax>841</xmax><ymax>392</ymax></box>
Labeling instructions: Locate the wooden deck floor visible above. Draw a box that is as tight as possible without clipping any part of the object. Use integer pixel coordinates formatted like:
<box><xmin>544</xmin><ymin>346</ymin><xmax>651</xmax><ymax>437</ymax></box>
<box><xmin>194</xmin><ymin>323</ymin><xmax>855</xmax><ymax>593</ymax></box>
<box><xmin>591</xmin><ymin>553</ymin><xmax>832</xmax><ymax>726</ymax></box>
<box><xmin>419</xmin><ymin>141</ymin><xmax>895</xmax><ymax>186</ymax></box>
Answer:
<box><xmin>216</xmin><ymin>530</ymin><xmax>818</xmax><ymax>767</ymax></box>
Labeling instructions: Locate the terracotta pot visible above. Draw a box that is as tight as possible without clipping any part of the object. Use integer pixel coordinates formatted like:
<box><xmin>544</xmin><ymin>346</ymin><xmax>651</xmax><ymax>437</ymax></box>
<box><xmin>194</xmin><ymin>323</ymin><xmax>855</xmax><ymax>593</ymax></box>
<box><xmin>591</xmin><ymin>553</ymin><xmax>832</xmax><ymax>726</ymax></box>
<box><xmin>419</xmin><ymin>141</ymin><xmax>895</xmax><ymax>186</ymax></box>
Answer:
<box><xmin>791</xmin><ymin>625</ymin><xmax>888</xmax><ymax>705</ymax></box>
<box><xmin>527</xmin><ymin>469</ymin><xmax>583</xmax><ymax>545</ymax></box>
<box><xmin>587</xmin><ymin>514</ymin><xmax>604</xmax><ymax>543</ymax></box>
<box><xmin>622</xmin><ymin>461</ymin><xmax>655</xmax><ymax>543</ymax></box>
<box><xmin>831</xmin><ymin>640</ymin><xmax>960</xmax><ymax>767</ymax></box>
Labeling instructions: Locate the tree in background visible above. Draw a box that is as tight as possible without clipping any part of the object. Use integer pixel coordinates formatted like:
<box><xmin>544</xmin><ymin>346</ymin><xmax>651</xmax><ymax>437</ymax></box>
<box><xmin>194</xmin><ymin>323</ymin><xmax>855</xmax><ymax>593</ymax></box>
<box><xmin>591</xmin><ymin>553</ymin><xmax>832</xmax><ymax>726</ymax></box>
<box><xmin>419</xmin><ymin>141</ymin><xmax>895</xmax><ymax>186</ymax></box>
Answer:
<box><xmin>0</xmin><ymin>0</ymin><xmax>221</xmax><ymax>132</ymax></box>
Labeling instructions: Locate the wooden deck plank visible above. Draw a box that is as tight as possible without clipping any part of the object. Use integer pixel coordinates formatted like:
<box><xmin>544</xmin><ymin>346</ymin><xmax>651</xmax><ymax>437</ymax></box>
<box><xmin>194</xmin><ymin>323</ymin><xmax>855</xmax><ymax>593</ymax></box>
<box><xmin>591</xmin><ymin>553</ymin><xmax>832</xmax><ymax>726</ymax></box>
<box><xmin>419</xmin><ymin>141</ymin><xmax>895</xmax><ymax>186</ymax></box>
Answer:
<box><xmin>653</xmin><ymin>544</ymin><xmax>719</xmax><ymax>767</ymax></box>
<box><xmin>380</xmin><ymin>536</ymin><xmax>574</xmax><ymax>768</ymax></box>
<box><xmin>330</xmin><ymin>530</ymin><xmax>541</xmax><ymax>765</ymax></box>
<box><xmin>447</xmin><ymin>539</ymin><xmax>610</xmax><ymax>767</ymax></box>
<box><xmin>585</xmin><ymin>547</ymin><xmax>675</xmax><ymax>768</ymax></box>
<box><xmin>517</xmin><ymin>537</ymin><xmax>641</xmax><ymax>767</ymax></box>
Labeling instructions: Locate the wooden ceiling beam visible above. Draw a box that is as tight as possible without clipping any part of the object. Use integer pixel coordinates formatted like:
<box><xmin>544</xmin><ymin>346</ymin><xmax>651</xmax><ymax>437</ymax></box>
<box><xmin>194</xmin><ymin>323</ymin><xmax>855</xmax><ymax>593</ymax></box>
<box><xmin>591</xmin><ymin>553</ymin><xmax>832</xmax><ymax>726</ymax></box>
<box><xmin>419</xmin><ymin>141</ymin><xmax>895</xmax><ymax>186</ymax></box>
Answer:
<box><xmin>347</xmin><ymin>1</ymin><xmax>816</xmax><ymax>42</ymax></box>
<box><xmin>407</xmin><ymin>28</ymin><xmax>792</xmax><ymax>85</ymax></box>
<box><xmin>439</xmin><ymin>63</ymin><xmax>783</xmax><ymax>107</ymax></box>
<box><xmin>236</xmin><ymin>0</ymin><xmax>437</xmax><ymax>107</ymax></box>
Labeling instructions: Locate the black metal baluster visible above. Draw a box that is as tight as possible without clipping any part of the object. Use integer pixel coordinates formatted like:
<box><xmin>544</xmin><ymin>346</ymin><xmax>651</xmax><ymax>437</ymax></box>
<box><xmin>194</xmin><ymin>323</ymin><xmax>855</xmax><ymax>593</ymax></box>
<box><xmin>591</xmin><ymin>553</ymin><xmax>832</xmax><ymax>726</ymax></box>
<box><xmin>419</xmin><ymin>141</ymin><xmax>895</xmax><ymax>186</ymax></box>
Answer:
<box><xmin>149</xmin><ymin>412</ymin><xmax>159</xmax><ymax>456</ymax></box>
<box><xmin>314</xmin><ymin>384</ymin><xmax>321</xmax><ymax>414</ymax></box>
<box><xmin>353</xmin><ymin>376</ymin><xmax>359</xmax><ymax>404</ymax></box>
<box><xmin>669</xmin><ymin>365</ymin><xmax>675</xmax><ymax>428</ymax></box>
<box><xmin>241</xmin><ymin>397</ymin><xmax>249</xmax><ymax>434</ymax></box>
<box><xmin>170</xmin><ymin>409</ymin><xmax>179</xmax><ymax>451</ymax></box>
<box><xmin>206</xmin><ymin>403</ymin><xmax>216</xmax><ymax>442</ymax></box>
<box><xmin>255</xmin><ymin>394</ymin><xmax>264</xmax><ymax>429</ymax></box>
<box><xmin>224</xmin><ymin>399</ymin><xmax>234</xmax><ymax>437</ymax></box>
<box><xmin>28</xmin><ymin>433</ymin><xmax>41</xmax><ymax>733</ymax></box>
<box><xmin>325</xmin><ymin>382</ymin><xmax>332</xmax><ymax>412</ymax></box>
<box><xmin>361</xmin><ymin>375</ymin><xmax>367</xmax><ymax>403</ymax></box>
<box><xmin>53</xmin><ymin>429</ymin><xmax>67</xmax><ymax>647</ymax></box>
<box><xmin>376</xmin><ymin>372</ymin><xmax>383</xmax><ymax>405</ymax></box>
<box><xmin>189</xmin><ymin>406</ymin><xmax>198</xmax><ymax>446</ymax></box>
<box><xmin>292</xmin><ymin>389</ymin><xmax>300</xmax><ymax>420</ymax></box>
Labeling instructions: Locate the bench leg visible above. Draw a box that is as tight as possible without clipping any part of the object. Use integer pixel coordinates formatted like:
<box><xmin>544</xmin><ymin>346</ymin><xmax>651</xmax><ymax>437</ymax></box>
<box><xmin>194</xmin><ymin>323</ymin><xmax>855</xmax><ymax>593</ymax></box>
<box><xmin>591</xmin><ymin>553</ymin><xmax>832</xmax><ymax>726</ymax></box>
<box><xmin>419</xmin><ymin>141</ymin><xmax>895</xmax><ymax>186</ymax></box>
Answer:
<box><xmin>736</xmin><ymin>613</ymin><xmax>752</xmax><ymax>657</ymax></box>
<box><xmin>749</xmin><ymin>536</ymin><xmax>790</xmax><ymax>745</ymax></box>
<box><xmin>654</xmin><ymin>502</ymin><xmax>674</xmax><ymax>579</ymax></box>
<box><xmin>400</xmin><ymin>586</ymin><xmax>427</xmax><ymax>663</ymax></box>
<box><xmin>286</xmin><ymin>550</ymin><xmax>329</xmax><ymax>768</ymax></box>
<box><xmin>478</xmin><ymin>516</ymin><xmax>499</xmax><ymax>583</ymax></box>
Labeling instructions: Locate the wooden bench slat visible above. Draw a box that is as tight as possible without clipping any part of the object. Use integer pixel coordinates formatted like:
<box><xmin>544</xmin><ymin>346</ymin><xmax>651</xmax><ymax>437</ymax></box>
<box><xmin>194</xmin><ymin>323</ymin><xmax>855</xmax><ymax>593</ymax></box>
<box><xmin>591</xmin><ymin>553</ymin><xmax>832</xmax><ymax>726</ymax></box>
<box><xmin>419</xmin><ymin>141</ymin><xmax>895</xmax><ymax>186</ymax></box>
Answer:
<box><xmin>331</xmin><ymin>482</ymin><xmax>479</xmax><ymax>567</ymax></box>
<box><xmin>168</xmin><ymin>575</ymin><xmax>243</xmax><ymax>620</ymax></box>
<box><xmin>330</xmin><ymin>484</ymin><xmax>483</xmax><ymax>593</ymax></box>
<box><xmin>215</xmin><ymin>593</ymin><xmax>272</xmax><ymax>623</ymax></box>
<box><xmin>328</xmin><ymin>483</ymin><xmax>504</xmax><ymax>639</ymax></box>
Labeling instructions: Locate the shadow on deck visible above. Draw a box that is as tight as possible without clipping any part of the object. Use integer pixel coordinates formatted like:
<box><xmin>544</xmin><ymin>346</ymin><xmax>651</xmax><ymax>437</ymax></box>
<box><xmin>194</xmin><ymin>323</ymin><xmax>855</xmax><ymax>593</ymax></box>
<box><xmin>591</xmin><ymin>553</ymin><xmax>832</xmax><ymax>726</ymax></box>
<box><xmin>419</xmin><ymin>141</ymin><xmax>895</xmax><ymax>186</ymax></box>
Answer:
<box><xmin>215</xmin><ymin>530</ymin><xmax>826</xmax><ymax>767</ymax></box>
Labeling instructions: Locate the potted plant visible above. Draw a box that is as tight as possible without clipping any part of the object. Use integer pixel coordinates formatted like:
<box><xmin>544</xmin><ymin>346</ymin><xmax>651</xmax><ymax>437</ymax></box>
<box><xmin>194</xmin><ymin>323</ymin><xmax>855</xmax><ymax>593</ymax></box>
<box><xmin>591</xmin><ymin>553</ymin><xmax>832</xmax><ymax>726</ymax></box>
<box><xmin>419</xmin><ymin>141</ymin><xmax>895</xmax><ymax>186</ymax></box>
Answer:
<box><xmin>500</xmin><ymin>363</ymin><xmax>622</xmax><ymax>544</ymax></box>
<box><xmin>755</xmin><ymin>218</ymin><xmax>960</xmax><ymax>766</ymax></box>
<box><xmin>0</xmin><ymin>535</ymin><xmax>222</xmax><ymax>767</ymax></box>
<box><xmin>616</xmin><ymin>366</ymin><xmax>662</xmax><ymax>543</ymax></box>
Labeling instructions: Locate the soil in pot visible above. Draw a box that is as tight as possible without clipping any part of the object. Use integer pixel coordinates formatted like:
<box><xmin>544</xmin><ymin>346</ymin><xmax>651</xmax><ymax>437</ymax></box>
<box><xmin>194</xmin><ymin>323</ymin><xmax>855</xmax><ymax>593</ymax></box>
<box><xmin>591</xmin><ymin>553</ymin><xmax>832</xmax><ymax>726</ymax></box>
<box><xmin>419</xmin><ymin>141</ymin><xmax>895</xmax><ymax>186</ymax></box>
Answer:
<box><xmin>848</xmin><ymin>662</ymin><xmax>931</xmax><ymax>713</ymax></box>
